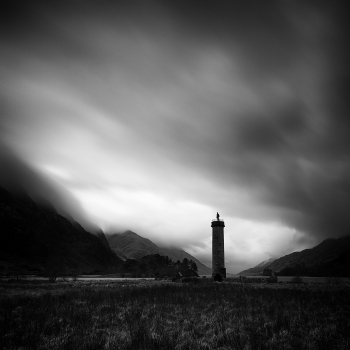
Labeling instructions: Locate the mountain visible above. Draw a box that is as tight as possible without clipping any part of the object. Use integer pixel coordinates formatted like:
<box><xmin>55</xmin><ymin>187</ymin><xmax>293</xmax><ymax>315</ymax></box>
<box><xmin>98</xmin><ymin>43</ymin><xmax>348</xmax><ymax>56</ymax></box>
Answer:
<box><xmin>238</xmin><ymin>236</ymin><xmax>350</xmax><ymax>276</ymax></box>
<box><xmin>238</xmin><ymin>257</ymin><xmax>276</xmax><ymax>276</ymax></box>
<box><xmin>107</xmin><ymin>230</ymin><xmax>161</xmax><ymax>261</ymax></box>
<box><xmin>93</xmin><ymin>229</ymin><xmax>110</xmax><ymax>249</ymax></box>
<box><xmin>71</xmin><ymin>220</ymin><xmax>111</xmax><ymax>251</ymax></box>
<box><xmin>107</xmin><ymin>230</ymin><xmax>212</xmax><ymax>275</ymax></box>
<box><xmin>0</xmin><ymin>186</ymin><xmax>123</xmax><ymax>275</ymax></box>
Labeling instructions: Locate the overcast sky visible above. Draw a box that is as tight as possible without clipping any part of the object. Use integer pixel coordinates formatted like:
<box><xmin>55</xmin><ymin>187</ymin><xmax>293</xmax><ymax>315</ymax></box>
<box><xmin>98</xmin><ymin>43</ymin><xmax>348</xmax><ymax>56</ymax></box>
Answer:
<box><xmin>1</xmin><ymin>1</ymin><xmax>349</xmax><ymax>273</ymax></box>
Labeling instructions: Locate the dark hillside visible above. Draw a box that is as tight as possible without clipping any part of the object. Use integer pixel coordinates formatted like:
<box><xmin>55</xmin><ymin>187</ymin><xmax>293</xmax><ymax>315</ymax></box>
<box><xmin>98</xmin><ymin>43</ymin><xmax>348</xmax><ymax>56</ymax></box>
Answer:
<box><xmin>239</xmin><ymin>236</ymin><xmax>350</xmax><ymax>277</ymax></box>
<box><xmin>0</xmin><ymin>186</ymin><xmax>122</xmax><ymax>275</ymax></box>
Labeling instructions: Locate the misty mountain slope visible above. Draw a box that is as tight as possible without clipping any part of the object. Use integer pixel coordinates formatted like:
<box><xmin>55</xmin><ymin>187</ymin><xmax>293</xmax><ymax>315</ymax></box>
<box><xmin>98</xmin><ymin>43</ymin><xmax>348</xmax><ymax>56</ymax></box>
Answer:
<box><xmin>74</xmin><ymin>221</ymin><xmax>111</xmax><ymax>250</ymax></box>
<box><xmin>0</xmin><ymin>186</ymin><xmax>122</xmax><ymax>274</ymax></box>
<box><xmin>0</xmin><ymin>147</ymin><xmax>111</xmax><ymax>243</ymax></box>
<box><xmin>268</xmin><ymin>236</ymin><xmax>350</xmax><ymax>272</ymax></box>
<box><xmin>239</xmin><ymin>236</ymin><xmax>350</xmax><ymax>275</ymax></box>
<box><xmin>107</xmin><ymin>231</ymin><xmax>211</xmax><ymax>275</ymax></box>
<box><xmin>254</xmin><ymin>257</ymin><xmax>276</xmax><ymax>268</ymax></box>
<box><xmin>238</xmin><ymin>257</ymin><xmax>276</xmax><ymax>276</ymax></box>
<box><xmin>93</xmin><ymin>229</ymin><xmax>110</xmax><ymax>249</ymax></box>
<box><xmin>107</xmin><ymin>230</ymin><xmax>161</xmax><ymax>261</ymax></box>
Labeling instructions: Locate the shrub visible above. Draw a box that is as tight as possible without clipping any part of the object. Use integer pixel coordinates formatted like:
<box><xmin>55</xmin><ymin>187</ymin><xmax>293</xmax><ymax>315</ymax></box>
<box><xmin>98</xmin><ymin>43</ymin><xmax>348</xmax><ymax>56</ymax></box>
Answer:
<box><xmin>325</xmin><ymin>276</ymin><xmax>342</xmax><ymax>284</ymax></box>
<box><xmin>267</xmin><ymin>276</ymin><xmax>278</xmax><ymax>283</ymax></box>
<box><xmin>181</xmin><ymin>277</ymin><xmax>201</xmax><ymax>283</ymax></box>
<box><xmin>291</xmin><ymin>276</ymin><xmax>303</xmax><ymax>284</ymax></box>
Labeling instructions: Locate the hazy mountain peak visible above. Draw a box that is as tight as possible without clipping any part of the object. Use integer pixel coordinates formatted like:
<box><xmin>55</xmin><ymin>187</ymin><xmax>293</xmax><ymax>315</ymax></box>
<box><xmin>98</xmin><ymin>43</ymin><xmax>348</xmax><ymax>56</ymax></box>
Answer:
<box><xmin>107</xmin><ymin>231</ymin><xmax>211</xmax><ymax>275</ymax></box>
<box><xmin>122</xmin><ymin>230</ymin><xmax>138</xmax><ymax>236</ymax></box>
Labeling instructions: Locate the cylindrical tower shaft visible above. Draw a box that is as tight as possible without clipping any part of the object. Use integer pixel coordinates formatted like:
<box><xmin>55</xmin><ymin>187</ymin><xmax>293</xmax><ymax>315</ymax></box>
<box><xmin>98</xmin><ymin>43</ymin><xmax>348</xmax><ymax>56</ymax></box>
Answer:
<box><xmin>211</xmin><ymin>219</ymin><xmax>226</xmax><ymax>278</ymax></box>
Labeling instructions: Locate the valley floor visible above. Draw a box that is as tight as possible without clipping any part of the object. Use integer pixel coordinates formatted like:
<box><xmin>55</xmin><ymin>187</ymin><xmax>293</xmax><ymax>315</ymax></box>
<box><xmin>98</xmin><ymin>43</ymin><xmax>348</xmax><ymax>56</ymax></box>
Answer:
<box><xmin>1</xmin><ymin>280</ymin><xmax>350</xmax><ymax>349</ymax></box>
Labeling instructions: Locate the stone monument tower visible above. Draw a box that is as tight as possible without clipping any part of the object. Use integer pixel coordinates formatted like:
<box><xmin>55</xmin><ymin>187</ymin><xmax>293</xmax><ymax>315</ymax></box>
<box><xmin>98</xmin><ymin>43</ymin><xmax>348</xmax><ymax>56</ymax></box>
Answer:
<box><xmin>211</xmin><ymin>212</ymin><xmax>226</xmax><ymax>278</ymax></box>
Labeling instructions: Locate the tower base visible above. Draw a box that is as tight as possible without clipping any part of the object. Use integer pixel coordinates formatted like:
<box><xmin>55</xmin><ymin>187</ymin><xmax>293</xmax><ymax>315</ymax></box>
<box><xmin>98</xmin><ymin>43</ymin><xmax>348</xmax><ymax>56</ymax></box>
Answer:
<box><xmin>212</xmin><ymin>268</ymin><xmax>226</xmax><ymax>279</ymax></box>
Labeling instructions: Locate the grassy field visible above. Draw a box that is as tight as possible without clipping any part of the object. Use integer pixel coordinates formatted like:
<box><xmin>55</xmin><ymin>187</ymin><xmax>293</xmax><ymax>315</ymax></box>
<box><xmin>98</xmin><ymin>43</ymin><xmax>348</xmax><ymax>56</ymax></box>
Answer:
<box><xmin>1</xmin><ymin>280</ymin><xmax>350</xmax><ymax>349</ymax></box>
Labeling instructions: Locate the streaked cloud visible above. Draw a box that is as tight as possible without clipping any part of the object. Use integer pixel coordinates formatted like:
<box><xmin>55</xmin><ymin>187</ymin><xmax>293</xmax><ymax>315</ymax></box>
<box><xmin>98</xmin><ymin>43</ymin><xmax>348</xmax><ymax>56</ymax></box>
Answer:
<box><xmin>1</xmin><ymin>1</ymin><xmax>349</xmax><ymax>273</ymax></box>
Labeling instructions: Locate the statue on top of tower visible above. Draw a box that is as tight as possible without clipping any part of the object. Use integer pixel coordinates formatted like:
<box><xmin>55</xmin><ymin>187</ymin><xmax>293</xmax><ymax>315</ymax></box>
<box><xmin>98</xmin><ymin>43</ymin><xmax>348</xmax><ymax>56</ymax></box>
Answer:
<box><xmin>216</xmin><ymin>212</ymin><xmax>220</xmax><ymax>221</ymax></box>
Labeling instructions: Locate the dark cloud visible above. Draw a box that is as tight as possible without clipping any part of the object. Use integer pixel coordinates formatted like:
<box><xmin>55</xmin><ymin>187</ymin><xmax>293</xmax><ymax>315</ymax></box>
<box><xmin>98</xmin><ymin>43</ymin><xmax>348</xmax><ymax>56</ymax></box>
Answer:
<box><xmin>1</xmin><ymin>0</ymin><xmax>349</xmax><ymax>272</ymax></box>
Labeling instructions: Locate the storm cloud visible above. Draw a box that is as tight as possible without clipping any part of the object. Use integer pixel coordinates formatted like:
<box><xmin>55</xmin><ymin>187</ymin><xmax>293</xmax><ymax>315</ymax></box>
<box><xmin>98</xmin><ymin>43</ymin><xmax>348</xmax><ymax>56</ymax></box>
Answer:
<box><xmin>1</xmin><ymin>0</ymin><xmax>349</xmax><ymax>272</ymax></box>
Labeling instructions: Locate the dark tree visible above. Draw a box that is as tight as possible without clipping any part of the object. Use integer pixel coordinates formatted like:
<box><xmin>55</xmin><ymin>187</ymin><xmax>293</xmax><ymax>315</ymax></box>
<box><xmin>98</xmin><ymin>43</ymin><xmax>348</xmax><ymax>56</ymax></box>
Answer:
<box><xmin>191</xmin><ymin>261</ymin><xmax>198</xmax><ymax>273</ymax></box>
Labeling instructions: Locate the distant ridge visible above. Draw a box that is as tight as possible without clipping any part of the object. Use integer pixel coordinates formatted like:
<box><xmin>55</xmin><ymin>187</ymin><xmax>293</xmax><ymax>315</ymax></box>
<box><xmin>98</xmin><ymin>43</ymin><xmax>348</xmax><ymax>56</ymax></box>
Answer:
<box><xmin>107</xmin><ymin>230</ymin><xmax>211</xmax><ymax>275</ymax></box>
<box><xmin>239</xmin><ymin>257</ymin><xmax>276</xmax><ymax>276</ymax></box>
<box><xmin>238</xmin><ymin>235</ymin><xmax>350</xmax><ymax>276</ymax></box>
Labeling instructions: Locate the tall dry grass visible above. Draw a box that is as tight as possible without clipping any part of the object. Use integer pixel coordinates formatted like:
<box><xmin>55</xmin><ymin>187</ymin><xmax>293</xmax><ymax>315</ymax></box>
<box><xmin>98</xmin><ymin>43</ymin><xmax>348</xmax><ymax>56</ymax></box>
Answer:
<box><xmin>1</xmin><ymin>282</ymin><xmax>349</xmax><ymax>349</ymax></box>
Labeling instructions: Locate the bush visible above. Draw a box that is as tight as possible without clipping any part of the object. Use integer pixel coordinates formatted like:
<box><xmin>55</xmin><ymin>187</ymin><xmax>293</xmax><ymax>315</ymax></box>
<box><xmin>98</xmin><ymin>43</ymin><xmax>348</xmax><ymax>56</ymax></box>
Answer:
<box><xmin>291</xmin><ymin>276</ymin><xmax>303</xmax><ymax>284</ymax></box>
<box><xmin>325</xmin><ymin>276</ymin><xmax>342</xmax><ymax>284</ymax></box>
<box><xmin>267</xmin><ymin>276</ymin><xmax>278</xmax><ymax>283</ymax></box>
<box><xmin>181</xmin><ymin>277</ymin><xmax>201</xmax><ymax>284</ymax></box>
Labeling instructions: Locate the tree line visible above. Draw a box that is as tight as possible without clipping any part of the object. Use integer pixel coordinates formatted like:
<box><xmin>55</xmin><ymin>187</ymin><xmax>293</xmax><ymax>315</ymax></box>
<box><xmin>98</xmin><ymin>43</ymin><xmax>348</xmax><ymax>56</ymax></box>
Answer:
<box><xmin>121</xmin><ymin>254</ymin><xmax>198</xmax><ymax>278</ymax></box>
